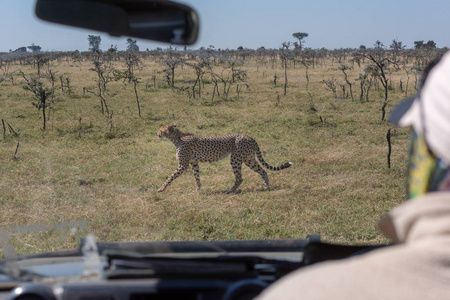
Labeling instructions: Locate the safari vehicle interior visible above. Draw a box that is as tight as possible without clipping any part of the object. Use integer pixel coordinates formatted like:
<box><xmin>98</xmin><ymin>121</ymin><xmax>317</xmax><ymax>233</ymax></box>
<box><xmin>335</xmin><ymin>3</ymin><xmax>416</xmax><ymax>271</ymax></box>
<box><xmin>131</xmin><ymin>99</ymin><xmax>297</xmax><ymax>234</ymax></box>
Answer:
<box><xmin>0</xmin><ymin>0</ymin><xmax>421</xmax><ymax>299</ymax></box>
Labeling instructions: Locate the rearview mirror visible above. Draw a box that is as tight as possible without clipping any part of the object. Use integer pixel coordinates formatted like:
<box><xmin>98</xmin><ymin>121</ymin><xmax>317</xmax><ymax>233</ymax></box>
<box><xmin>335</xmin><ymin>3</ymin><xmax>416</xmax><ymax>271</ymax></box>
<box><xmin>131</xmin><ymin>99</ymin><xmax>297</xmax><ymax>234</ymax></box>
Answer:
<box><xmin>35</xmin><ymin>0</ymin><xmax>199</xmax><ymax>45</ymax></box>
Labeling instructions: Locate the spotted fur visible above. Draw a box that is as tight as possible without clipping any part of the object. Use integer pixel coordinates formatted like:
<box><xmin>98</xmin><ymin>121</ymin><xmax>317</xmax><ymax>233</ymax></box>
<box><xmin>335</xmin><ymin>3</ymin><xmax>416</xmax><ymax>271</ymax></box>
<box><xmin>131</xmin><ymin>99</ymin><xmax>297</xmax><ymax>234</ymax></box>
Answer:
<box><xmin>157</xmin><ymin>125</ymin><xmax>293</xmax><ymax>193</ymax></box>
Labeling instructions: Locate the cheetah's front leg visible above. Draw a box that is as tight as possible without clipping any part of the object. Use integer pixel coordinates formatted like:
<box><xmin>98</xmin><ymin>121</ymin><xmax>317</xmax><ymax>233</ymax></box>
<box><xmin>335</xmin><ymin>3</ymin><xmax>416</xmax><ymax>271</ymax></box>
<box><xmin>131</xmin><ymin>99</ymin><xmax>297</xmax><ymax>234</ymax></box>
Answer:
<box><xmin>158</xmin><ymin>164</ymin><xmax>187</xmax><ymax>192</ymax></box>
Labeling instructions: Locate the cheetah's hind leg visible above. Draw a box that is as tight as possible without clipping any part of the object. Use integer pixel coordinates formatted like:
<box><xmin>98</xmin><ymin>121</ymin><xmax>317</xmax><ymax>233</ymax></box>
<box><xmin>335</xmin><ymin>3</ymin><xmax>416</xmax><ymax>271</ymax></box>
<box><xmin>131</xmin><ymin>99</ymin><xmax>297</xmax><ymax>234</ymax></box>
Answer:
<box><xmin>191</xmin><ymin>162</ymin><xmax>202</xmax><ymax>191</ymax></box>
<box><xmin>244</xmin><ymin>157</ymin><xmax>270</xmax><ymax>190</ymax></box>
<box><xmin>226</xmin><ymin>153</ymin><xmax>243</xmax><ymax>193</ymax></box>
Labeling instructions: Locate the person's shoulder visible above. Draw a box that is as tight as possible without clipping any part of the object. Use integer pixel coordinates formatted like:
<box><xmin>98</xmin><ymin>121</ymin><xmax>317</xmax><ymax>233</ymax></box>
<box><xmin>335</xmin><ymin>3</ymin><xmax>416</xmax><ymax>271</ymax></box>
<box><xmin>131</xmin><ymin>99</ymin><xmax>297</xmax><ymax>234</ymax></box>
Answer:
<box><xmin>379</xmin><ymin>191</ymin><xmax>450</xmax><ymax>243</ymax></box>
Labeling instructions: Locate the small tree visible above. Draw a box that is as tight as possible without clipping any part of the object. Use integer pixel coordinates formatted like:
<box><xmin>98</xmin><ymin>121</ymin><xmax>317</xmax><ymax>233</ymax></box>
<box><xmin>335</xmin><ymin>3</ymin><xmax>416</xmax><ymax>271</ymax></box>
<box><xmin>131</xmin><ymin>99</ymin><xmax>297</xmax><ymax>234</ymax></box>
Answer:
<box><xmin>359</xmin><ymin>66</ymin><xmax>376</xmax><ymax>101</ymax></box>
<box><xmin>88</xmin><ymin>35</ymin><xmax>101</xmax><ymax>52</ymax></box>
<box><xmin>85</xmin><ymin>54</ymin><xmax>113</xmax><ymax>116</ymax></box>
<box><xmin>114</xmin><ymin>51</ymin><xmax>142</xmax><ymax>116</ymax></box>
<box><xmin>414</xmin><ymin>41</ymin><xmax>424</xmax><ymax>49</ymax></box>
<box><xmin>107</xmin><ymin>45</ymin><xmax>118</xmax><ymax>54</ymax></box>
<box><xmin>210</xmin><ymin>62</ymin><xmax>247</xmax><ymax>101</ymax></box>
<box><xmin>13</xmin><ymin>47</ymin><xmax>27</xmax><ymax>53</ymax></box>
<box><xmin>279</xmin><ymin>42</ymin><xmax>292</xmax><ymax>96</ymax></box>
<box><xmin>364</xmin><ymin>53</ymin><xmax>398</xmax><ymax>120</ymax></box>
<box><xmin>338</xmin><ymin>63</ymin><xmax>354</xmax><ymax>100</ymax></box>
<box><xmin>27</xmin><ymin>44</ymin><xmax>41</xmax><ymax>53</ymax></box>
<box><xmin>126</xmin><ymin>38</ymin><xmax>139</xmax><ymax>51</ymax></box>
<box><xmin>332</xmin><ymin>51</ymin><xmax>354</xmax><ymax>100</ymax></box>
<box><xmin>415</xmin><ymin>40</ymin><xmax>437</xmax><ymax>49</ymax></box>
<box><xmin>20</xmin><ymin>71</ymin><xmax>54</xmax><ymax>131</ymax></box>
<box><xmin>0</xmin><ymin>58</ymin><xmax>12</xmax><ymax>77</ymax></box>
<box><xmin>296</xmin><ymin>48</ymin><xmax>314</xmax><ymax>88</ymax></box>
<box><xmin>389</xmin><ymin>39</ymin><xmax>406</xmax><ymax>62</ymax></box>
<box><xmin>374</xmin><ymin>40</ymin><xmax>384</xmax><ymax>49</ymax></box>
<box><xmin>186</xmin><ymin>58</ymin><xmax>209</xmax><ymax>99</ymax></box>
<box><xmin>323</xmin><ymin>78</ymin><xmax>337</xmax><ymax>98</ymax></box>
<box><xmin>401</xmin><ymin>62</ymin><xmax>412</xmax><ymax>97</ymax></box>
<box><xmin>425</xmin><ymin>40</ymin><xmax>437</xmax><ymax>48</ymax></box>
<box><xmin>162</xmin><ymin>59</ymin><xmax>181</xmax><ymax>87</ymax></box>
<box><xmin>30</xmin><ymin>53</ymin><xmax>49</xmax><ymax>78</ymax></box>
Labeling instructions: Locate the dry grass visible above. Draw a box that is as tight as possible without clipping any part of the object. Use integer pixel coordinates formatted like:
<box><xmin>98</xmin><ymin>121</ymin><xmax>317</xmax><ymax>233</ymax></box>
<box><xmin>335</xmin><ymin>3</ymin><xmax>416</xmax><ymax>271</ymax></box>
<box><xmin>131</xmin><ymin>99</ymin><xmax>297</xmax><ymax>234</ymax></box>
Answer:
<box><xmin>0</xmin><ymin>52</ymin><xmax>412</xmax><ymax>256</ymax></box>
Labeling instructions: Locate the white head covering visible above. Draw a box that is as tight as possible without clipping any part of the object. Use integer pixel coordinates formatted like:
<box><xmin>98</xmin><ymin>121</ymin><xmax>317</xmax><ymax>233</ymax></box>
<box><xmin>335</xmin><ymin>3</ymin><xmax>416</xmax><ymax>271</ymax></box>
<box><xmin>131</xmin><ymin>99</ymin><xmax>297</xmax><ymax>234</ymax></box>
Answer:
<box><xmin>390</xmin><ymin>51</ymin><xmax>450</xmax><ymax>164</ymax></box>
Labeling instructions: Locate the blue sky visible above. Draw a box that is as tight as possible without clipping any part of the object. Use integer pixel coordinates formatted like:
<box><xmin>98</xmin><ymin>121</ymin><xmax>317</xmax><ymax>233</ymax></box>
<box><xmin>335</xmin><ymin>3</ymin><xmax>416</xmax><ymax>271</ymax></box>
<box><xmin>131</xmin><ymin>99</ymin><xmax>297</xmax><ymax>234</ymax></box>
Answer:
<box><xmin>1</xmin><ymin>0</ymin><xmax>450</xmax><ymax>52</ymax></box>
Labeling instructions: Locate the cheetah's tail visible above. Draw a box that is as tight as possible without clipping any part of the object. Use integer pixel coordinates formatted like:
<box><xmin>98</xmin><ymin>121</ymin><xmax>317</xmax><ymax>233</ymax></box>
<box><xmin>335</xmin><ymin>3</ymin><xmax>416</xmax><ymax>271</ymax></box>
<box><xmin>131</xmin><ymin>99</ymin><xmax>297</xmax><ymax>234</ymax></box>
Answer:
<box><xmin>256</xmin><ymin>149</ymin><xmax>293</xmax><ymax>171</ymax></box>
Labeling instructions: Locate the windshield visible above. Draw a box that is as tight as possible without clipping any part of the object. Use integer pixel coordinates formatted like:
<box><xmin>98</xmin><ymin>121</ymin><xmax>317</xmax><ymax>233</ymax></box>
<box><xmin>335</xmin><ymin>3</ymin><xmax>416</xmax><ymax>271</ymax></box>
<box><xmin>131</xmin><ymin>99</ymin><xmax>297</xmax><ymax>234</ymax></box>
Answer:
<box><xmin>0</xmin><ymin>0</ymin><xmax>448</xmax><ymax>259</ymax></box>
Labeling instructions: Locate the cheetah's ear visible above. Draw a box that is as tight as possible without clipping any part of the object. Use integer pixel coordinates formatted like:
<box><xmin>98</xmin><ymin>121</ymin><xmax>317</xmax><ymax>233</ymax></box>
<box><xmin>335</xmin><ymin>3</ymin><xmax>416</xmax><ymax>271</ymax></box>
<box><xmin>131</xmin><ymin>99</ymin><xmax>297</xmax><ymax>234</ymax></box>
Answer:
<box><xmin>169</xmin><ymin>124</ymin><xmax>176</xmax><ymax>132</ymax></box>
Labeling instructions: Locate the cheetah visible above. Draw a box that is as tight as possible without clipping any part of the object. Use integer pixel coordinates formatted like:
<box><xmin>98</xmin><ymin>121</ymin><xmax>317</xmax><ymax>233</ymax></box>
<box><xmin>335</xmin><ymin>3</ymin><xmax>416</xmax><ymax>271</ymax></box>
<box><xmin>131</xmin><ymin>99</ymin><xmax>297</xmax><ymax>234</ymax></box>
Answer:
<box><xmin>157</xmin><ymin>125</ymin><xmax>293</xmax><ymax>193</ymax></box>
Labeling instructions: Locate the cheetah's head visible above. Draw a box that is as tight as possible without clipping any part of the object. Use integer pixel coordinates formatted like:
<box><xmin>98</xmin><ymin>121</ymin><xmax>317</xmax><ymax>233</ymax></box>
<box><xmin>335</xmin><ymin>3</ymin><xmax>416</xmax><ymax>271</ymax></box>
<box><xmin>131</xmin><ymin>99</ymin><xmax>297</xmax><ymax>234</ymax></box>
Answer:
<box><xmin>157</xmin><ymin>125</ymin><xmax>177</xmax><ymax>139</ymax></box>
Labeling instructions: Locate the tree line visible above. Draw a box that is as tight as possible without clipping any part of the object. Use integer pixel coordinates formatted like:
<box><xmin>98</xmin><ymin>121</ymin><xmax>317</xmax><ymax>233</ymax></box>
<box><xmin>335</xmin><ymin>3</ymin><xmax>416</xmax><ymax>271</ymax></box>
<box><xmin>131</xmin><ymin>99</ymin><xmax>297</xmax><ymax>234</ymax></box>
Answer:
<box><xmin>0</xmin><ymin>35</ymin><xmax>447</xmax><ymax>132</ymax></box>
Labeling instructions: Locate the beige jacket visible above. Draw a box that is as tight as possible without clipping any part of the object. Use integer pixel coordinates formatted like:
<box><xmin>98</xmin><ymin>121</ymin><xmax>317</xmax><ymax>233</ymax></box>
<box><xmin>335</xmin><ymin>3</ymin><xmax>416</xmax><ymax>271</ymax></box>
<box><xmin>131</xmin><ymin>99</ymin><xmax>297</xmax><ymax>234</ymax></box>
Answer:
<box><xmin>258</xmin><ymin>192</ymin><xmax>450</xmax><ymax>300</ymax></box>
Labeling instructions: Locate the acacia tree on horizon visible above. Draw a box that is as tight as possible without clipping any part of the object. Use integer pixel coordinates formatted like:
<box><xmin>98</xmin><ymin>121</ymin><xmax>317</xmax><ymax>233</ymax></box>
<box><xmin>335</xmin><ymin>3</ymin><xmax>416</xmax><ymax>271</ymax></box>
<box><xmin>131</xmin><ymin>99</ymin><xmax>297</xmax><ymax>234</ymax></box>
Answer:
<box><xmin>292</xmin><ymin>32</ymin><xmax>308</xmax><ymax>50</ymax></box>
<box><xmin>88</xmin><ymin>35</ymin><xmax>101</xmax><ymax>52</ymax></box>
<box><xmin>126</xmin><ymin>38</ymin><xmax>139</xmax><ymax>52</ymax></box>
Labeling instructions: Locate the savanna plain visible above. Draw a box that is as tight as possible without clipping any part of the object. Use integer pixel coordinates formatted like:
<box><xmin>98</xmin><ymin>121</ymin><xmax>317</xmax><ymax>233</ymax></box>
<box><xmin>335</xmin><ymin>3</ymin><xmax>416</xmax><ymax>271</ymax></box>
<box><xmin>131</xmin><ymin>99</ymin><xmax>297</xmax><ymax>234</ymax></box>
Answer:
<box><xmin>0</xmin><ymin>47</ymin><xmax>442</xmax><ymax>256</ymax></box>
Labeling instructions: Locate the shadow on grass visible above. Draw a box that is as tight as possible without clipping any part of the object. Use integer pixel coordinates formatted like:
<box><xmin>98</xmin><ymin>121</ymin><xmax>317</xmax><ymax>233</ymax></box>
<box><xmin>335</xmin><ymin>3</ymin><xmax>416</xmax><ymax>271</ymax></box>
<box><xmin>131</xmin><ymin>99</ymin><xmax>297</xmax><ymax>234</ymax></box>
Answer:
<box><xmin>201</xmin><ymin>186</ymin><xmax>276</xmax><ymax>195</ymax></box>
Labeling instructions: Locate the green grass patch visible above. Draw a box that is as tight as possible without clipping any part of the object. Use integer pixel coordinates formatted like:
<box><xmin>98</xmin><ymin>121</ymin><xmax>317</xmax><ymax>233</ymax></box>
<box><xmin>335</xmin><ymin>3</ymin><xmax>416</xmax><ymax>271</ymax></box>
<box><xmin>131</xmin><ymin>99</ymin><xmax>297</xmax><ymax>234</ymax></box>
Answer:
<box><xmin>0</xmin><ymin>53</ymin><xmax>412</xmax><ymax>256</ymax></box>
